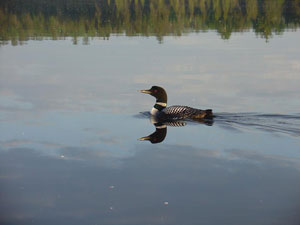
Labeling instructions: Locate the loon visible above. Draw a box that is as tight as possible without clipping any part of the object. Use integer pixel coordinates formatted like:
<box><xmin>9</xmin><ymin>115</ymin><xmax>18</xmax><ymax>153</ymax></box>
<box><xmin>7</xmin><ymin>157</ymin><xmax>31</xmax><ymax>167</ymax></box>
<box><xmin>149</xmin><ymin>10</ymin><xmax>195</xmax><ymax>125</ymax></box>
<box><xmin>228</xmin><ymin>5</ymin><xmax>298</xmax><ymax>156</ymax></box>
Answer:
<box><xmin>140</xmin><ymin>86</ymin><xmax>214</xmax><ymax>121</ymax></box>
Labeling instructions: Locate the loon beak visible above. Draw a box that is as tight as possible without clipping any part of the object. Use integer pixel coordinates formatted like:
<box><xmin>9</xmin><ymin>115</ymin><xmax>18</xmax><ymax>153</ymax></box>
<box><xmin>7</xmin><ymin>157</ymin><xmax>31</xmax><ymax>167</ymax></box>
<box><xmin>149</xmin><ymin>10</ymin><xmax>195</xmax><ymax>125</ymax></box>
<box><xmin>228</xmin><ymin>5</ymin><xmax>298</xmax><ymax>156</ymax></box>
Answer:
<box><xmin>140</xmin><ymin>89</ymin><xmax>151</xmax><ymax>94</ymax></box>
<box><xmin>138</xmin><ymin>136</ymin><xmax>151</xmax><ymax>141</ymax></box>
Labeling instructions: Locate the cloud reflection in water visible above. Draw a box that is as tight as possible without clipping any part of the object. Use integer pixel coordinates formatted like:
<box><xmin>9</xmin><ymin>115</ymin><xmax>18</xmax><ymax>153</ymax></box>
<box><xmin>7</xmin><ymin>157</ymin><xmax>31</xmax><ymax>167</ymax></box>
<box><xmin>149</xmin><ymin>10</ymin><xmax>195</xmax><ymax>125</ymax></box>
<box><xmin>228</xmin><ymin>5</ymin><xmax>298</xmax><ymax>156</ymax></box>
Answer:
<box><xmin>1</xmin><ymin>143</ymin><xmax>300</xmax><ymax>225</ymax></box>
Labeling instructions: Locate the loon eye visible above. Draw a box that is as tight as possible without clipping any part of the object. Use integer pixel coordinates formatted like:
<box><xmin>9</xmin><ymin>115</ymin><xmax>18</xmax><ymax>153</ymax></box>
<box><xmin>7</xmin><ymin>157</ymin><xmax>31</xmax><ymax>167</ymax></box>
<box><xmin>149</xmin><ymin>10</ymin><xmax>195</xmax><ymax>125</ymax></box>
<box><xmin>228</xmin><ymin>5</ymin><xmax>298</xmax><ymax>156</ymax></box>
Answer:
<box><xmin>154</xmin><ymin>89</ymin><xmax>158</xmax><ymax>93</ymax></box>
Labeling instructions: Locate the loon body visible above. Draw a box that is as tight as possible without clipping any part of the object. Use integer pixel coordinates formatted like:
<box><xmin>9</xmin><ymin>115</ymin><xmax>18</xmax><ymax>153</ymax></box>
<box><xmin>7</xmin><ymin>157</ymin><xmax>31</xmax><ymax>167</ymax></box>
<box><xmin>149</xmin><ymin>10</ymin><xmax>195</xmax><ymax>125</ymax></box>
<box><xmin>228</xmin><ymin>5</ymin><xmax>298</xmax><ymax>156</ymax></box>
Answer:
<box><xmin>140</xmin><ymin>86</ymin><xmax>213</xmax><ymax>121</ymax></box>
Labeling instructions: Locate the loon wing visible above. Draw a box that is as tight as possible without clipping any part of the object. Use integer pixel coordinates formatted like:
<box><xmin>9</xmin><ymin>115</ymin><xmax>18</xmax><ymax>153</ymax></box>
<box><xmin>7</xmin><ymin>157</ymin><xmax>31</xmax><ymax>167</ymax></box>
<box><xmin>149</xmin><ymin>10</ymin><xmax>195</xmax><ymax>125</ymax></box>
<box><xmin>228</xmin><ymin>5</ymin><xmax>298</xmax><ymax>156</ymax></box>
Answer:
<box><xmin>162</xmin><ymin>106</ymin><xmax>194</xmax><ymax>119</ymax></box>
<box><xmin>162</xmin><ymin>105</ymin><xmax>213</xmax><ymax>120</ymax></box>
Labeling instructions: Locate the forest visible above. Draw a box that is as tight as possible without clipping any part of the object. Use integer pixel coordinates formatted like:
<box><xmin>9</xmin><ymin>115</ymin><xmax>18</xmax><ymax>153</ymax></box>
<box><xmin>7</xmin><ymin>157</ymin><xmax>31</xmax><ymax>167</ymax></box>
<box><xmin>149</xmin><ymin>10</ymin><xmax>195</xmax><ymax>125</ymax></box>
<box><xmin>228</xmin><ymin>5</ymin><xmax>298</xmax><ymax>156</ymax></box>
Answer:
<box><xmin>1</xmin><ymin>0</ymin><xmax>300</xmax><ymax>45</ymax></box>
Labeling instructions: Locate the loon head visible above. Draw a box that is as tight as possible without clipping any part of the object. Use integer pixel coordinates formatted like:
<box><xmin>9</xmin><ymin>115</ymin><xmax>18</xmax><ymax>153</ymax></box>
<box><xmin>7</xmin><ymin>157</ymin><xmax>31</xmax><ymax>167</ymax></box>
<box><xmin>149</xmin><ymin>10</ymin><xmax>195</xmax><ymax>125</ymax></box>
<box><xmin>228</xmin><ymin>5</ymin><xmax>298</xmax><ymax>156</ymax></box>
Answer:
<box><xmin>140</xmin><ymin>86</ymin><xmax>168</xmax><ymax>104</ymax></box>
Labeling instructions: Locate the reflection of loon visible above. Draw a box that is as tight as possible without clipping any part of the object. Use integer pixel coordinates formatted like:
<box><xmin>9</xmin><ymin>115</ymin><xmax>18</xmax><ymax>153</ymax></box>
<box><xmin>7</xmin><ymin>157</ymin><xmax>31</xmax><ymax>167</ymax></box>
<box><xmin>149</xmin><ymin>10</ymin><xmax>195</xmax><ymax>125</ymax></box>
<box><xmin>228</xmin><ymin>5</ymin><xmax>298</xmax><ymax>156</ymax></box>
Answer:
<box><xmin>140</xmin><ymin>86</ymin><xmax>214</xmax><ymax>120</ymax></box>
<box><xmin>139</xmin><ymin>116</ymin><xmax>213</xmax><ymax>144</ymax></box>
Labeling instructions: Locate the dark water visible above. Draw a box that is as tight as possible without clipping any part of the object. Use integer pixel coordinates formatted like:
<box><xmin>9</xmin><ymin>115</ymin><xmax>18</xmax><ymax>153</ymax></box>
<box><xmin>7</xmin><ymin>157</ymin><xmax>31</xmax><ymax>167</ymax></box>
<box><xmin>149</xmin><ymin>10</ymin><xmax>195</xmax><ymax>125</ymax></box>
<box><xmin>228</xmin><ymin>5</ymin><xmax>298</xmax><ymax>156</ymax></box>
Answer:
<box><xmin>1</xmin><ymin>1</ymin><xmax>300</xmax><ymax>225</ymax></box>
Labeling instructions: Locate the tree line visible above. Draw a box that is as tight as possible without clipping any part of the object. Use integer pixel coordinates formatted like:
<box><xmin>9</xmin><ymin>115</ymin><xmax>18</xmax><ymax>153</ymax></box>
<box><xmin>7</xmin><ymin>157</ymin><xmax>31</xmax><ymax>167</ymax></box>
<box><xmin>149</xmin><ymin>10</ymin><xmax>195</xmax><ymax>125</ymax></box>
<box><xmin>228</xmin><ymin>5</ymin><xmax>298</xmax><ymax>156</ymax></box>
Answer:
<box><xmin>0</xmin><ymin>0</ymin><xmax>300</xmax><ymax>45</ymax></box>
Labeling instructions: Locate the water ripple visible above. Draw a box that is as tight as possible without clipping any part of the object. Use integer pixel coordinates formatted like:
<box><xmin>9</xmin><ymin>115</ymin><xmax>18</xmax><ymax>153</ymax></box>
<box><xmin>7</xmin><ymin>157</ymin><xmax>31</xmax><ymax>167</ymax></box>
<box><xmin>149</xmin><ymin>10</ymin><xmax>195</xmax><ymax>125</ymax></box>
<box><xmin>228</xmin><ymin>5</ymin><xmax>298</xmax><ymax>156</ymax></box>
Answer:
<box><xmin>215</xmin><ymin>113</ymin><xmax>300</xmax><ymax>137</ymax></box>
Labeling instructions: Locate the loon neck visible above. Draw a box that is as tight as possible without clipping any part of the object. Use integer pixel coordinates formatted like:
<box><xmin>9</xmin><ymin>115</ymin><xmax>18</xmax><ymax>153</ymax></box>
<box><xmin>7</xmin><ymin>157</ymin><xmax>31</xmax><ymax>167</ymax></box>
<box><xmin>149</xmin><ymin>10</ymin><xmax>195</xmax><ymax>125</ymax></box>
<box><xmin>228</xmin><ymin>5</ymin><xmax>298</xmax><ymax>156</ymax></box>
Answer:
<box><xmin>154</xmin><ymin>102</ymin><xmax>167</xmax><ymax>110</ymax></box>
<box><xmin>151</xmin><ymin>102</ymin><xmax>166</xmax><ymax>116</ymax></box>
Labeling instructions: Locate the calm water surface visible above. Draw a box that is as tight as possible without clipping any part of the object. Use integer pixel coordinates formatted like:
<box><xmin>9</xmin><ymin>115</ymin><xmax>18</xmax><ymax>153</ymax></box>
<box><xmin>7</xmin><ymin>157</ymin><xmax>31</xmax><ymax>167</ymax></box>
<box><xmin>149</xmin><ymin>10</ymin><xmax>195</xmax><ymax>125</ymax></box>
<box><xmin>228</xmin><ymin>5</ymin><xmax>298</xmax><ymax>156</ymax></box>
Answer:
<box><xmin>1</xmin><ymin>1</ymin><xmax>300</xmax><ymax>225</ymax></box>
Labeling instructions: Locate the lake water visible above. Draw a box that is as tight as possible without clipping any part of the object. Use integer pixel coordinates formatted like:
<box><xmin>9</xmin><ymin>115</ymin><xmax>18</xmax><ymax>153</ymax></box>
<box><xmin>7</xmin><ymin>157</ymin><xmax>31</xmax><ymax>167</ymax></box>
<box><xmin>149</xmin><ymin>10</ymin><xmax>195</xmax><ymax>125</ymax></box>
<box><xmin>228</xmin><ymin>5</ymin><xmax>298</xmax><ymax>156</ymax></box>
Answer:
<box><xmin>1</xmin><ymin>1</ymin><xmax>300</xmax><ymax>224</ymax></box>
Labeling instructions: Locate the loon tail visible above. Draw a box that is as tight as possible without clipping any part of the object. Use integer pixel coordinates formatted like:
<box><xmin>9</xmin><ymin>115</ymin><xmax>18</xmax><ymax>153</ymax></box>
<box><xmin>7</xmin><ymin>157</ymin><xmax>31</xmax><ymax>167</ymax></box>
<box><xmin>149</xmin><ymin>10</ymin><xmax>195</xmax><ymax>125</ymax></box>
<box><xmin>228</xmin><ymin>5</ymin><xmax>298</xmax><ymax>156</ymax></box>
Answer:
<box><xmin>191</xmin><ymin>108</ymin><xmax>214</xmax><ymax>119</ymax></box>
<box><xmin>204</xmin><ymin>109</ymin><xmax>214</xmax><ymax>119</ymax></box>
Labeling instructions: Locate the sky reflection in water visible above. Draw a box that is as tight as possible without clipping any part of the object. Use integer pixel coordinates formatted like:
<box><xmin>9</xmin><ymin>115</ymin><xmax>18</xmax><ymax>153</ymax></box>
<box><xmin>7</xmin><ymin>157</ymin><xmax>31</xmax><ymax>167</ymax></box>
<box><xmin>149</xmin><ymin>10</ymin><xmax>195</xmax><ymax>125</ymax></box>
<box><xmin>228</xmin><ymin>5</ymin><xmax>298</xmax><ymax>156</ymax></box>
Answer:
<box><xmin>1</xmin><ymin>30</ymin><xmax>300</xmax><ymax>224</ymax></box>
